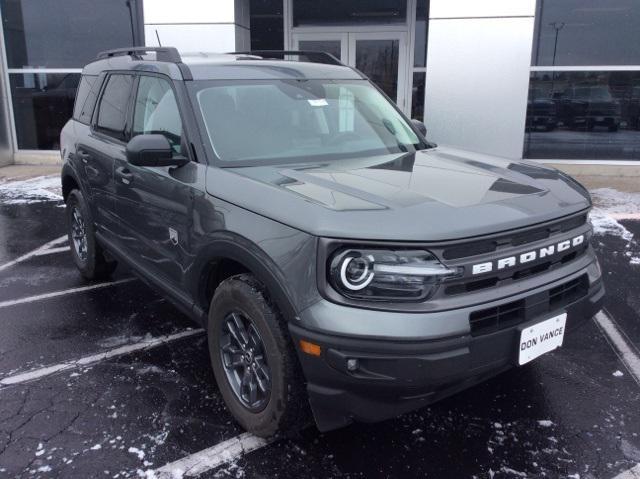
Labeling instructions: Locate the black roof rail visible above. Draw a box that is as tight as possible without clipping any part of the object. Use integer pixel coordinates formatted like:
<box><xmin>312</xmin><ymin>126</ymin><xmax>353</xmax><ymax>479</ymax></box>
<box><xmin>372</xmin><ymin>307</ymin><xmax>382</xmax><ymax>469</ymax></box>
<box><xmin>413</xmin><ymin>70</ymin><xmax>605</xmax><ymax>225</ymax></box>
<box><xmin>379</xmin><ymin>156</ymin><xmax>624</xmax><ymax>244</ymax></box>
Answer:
<box><xmin>230</xmin><ymin>50</ymin><xmax>344</xmax><ymax>66</ymax></box>
<box><xmin>96</xmin><ymin>47</ymin><xmax>182</xmax><ymax>63</ymax></box>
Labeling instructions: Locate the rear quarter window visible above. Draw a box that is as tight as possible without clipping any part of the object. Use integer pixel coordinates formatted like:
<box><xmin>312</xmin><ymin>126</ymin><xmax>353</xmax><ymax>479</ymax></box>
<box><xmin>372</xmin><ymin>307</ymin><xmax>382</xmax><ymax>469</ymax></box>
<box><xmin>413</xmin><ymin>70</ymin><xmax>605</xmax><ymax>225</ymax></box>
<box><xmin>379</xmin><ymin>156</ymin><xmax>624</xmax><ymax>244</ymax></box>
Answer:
<box><xmin>73</xmin><ymin>75</ymin><xmax>101</xmax><ymax>125</ymax></box>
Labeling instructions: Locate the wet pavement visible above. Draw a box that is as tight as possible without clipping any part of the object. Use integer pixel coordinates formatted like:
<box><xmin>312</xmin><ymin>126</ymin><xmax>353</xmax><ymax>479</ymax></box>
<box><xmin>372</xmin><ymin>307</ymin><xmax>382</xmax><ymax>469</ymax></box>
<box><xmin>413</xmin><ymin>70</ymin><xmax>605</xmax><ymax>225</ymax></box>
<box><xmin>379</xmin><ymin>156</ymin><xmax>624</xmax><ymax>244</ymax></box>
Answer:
<box><xmin>0</xmin><ymin>176</ymin><xmax>639</xmax><ymax>479</ymax></box>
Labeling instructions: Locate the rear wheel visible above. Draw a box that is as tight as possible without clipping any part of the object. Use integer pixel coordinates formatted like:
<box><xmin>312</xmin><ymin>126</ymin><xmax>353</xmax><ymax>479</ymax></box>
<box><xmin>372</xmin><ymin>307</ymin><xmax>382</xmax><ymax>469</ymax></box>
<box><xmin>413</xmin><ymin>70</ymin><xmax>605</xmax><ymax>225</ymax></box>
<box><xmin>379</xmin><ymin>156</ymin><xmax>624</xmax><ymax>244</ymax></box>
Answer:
<box><xmin>65</xmin><ymin>189</ymin><xmax>117</xmax><ymax>280</ymax></box>
<box><xmin>208</xmin><ymin>274</ymin><xmax>308</xmax><ymax>437</ymax></box>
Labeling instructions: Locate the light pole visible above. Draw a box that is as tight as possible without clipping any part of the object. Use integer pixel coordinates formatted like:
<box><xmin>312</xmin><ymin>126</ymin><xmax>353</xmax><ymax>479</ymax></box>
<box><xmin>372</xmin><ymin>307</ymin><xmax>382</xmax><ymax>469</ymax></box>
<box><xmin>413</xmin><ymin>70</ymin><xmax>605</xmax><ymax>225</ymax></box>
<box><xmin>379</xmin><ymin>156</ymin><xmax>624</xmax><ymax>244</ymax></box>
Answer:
<box><xmin>549</xmin><ymin>21</ymin><xmax>565</xmax><ymax>67</ymax></box>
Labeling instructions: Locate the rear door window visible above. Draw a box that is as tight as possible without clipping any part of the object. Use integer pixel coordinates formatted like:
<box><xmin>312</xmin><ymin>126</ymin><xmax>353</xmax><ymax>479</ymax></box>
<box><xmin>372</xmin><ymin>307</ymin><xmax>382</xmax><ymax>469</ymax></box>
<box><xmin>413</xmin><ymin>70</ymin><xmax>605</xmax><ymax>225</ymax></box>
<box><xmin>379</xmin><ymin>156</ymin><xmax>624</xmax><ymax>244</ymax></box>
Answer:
<box><xmin>95</xmin><ymin>74</ymin><xmax>134</xmax><ymax>141</ymax></box>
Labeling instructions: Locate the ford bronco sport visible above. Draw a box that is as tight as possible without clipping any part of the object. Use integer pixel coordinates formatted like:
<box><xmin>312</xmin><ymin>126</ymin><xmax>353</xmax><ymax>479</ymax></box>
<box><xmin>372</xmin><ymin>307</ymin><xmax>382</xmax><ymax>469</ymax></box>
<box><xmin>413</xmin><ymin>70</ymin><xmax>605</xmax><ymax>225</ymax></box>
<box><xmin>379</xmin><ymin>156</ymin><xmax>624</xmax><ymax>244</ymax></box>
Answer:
<box><xmin>60</xmin><ymin>47</ymin><xmax>604</xmax><ymax>437</ymax></box>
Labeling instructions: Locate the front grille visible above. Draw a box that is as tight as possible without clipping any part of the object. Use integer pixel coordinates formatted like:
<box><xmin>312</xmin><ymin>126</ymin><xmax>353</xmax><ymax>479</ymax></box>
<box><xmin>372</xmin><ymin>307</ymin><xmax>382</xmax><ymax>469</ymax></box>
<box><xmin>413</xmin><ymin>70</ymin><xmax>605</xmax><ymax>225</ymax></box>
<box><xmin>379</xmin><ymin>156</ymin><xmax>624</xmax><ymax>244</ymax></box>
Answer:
<box><xmin>469</xmin><ymin>275</ymin><xmax>589</xmax><ymax>336</ymax></box>
<box><xmin>444</xmin><ymin>244</ymin><xmax>588</xmax><ymax>296</ymax></box>
<box><xmin>442</xmin><ymin>213</ymin><xmax>587</xmax><ymax>260</ymax></box>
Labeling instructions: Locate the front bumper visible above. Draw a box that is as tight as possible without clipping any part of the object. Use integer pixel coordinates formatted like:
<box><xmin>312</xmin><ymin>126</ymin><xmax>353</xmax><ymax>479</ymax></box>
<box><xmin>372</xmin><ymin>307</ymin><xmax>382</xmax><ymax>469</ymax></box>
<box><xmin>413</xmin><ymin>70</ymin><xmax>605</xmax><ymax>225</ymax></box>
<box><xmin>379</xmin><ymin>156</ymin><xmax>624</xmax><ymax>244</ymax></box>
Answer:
<box><xmin>290</xmin><ymin>268</ymin><xmax>604</xmax><ymax>432</ymax></box>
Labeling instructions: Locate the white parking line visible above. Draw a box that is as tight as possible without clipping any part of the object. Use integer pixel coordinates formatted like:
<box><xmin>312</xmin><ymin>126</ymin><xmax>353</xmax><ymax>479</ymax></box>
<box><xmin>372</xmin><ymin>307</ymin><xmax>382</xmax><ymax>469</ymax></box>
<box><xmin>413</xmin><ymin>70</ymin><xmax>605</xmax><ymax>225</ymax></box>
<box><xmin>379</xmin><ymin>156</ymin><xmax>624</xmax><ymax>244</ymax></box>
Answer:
<box><xmin>33</xmin><ymin>245</ymin><xmax>71</xmax><ymax>256</ymax></box>
<box><xmin>0</xmin><ymin>329</ymin><xmax>204</xmax><ymax>387</ymax></box>
<box><xmin>0</xmin><ymin>235</ymin><xmax>68</xmax><ymax>272</ymax></box>
<box><xmin>594</xmin><ymin>311</ymin><xmax>640</xmax><ymax>386</ymax></box>
<box><xmin>612</xmin><ymin>464</ymin><xmax>640</xmax><ymax>479</ymax></box>
<box><xmin>0</xmin><ymin>277</ymin><xmax>136</xmax><ymax>309</ymax></box>
<box><xmin>155</xmin><ymin>432</ymin><xmax>270</xmax><ymax>478</ymax></box>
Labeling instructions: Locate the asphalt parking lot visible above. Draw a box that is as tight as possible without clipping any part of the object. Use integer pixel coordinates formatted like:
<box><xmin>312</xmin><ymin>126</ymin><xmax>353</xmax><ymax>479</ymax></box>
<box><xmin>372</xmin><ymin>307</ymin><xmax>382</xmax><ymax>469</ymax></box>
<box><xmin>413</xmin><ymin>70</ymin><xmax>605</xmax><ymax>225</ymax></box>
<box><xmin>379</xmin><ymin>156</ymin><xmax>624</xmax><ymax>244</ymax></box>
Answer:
<box><xmin>0</xmin><ymin>175</ymin><xmax>639</xmax><ymax>479</ymax></box>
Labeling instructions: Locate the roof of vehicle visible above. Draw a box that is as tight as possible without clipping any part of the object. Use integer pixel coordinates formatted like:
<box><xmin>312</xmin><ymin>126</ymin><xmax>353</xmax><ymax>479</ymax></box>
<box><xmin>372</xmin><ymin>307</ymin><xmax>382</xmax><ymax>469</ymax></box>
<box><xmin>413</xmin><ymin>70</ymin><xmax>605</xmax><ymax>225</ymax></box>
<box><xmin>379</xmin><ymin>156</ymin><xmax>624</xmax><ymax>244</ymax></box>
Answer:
<box><xmin>82</xmin><ymin>48</ymin><xmax>364</xmax><ymax>81</ymax></box>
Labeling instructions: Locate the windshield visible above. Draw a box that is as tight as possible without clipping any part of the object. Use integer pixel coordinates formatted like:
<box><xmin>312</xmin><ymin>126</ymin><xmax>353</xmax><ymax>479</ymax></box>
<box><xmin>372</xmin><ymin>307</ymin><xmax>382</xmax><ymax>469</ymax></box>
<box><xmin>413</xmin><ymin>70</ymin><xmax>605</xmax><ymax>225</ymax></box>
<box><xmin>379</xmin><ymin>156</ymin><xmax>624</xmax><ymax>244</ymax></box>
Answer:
<box><xmin>192</xmin><ymin>79</ymin><xmax>427</xmax><ymax>164</ymax></box>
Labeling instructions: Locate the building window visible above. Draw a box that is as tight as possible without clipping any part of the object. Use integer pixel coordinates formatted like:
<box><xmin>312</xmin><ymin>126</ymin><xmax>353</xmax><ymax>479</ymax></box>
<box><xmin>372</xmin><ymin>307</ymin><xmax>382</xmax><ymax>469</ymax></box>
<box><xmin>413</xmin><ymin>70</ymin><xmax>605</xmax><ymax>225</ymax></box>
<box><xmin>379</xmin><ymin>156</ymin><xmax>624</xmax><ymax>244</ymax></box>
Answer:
<box><xmin>250</xmin><ymin>0</ymin><xmax>284</xmax><ymax>50</ymax></box>
<box><xmin>9</xmin><ymin>72</ymin><xmax>80</xmax><ymax>150</ymax></box>
<box><xmin>411</xmin><ymin>72</ymin><xmax>425</xmax><ymax>121</ymax></box>
<box><xmin>410</xmin><ymin>1</ymin><xmax>428</xmax><ymax>121</ymax></box>
<box><xmin>532</xmin><ymin>0</ymin><xmax>640</xmax><ymax>67</ymax></box>
<box><xmin>523</xmin><ymin>71</ymin><xmax>640</xmax><ymax>160</ymax></box>
<box><xmin>293</xmin><ymin>0</ymin><xmax>407</xmax><ymax>27</ymax></box>
<box><xmin>1</xmin><ymin>0</ymin><xmax>143</xmax><ymax>150</ymax></box>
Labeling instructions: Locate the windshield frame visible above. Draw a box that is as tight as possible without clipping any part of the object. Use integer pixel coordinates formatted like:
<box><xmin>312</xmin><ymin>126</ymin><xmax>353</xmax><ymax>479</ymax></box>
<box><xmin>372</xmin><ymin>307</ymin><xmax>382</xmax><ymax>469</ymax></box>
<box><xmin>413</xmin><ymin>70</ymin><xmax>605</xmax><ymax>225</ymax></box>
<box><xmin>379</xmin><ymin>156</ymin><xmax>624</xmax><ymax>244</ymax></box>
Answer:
<box><xmin>187</xmin><ymin>78</ymin><xmax>434</xmax><ymax>168</ymax></box>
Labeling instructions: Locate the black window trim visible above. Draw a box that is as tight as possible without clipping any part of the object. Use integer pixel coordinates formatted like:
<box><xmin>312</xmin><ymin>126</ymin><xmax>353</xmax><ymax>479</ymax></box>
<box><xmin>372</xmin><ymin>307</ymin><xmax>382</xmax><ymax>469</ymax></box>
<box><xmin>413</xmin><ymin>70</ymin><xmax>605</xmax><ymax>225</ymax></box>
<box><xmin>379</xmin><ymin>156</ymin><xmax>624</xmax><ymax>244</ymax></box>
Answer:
<box><xmin>91</xmin><ymin>71</ymin><xmax>136</xmax><ymax>144</ymax></box>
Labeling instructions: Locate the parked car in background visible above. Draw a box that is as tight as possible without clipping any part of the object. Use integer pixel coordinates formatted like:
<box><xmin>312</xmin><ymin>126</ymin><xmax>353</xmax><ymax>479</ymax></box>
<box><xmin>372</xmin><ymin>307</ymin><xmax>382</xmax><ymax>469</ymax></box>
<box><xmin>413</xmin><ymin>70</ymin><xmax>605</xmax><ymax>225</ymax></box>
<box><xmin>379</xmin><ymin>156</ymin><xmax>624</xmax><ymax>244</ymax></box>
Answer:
<box><xmin>555</xmin><ymin>86</ymin><xmax>621</xmax><ymax>132</ymax></box>
<box><xmin>526</xmin><ymin>88</ymin><xmax>558</xmax><ymax>132</ymax></box>
<box><xmin>625</xmin><ymin>85</ymin><xmax>640</xmax><ymax>130</ymax></box>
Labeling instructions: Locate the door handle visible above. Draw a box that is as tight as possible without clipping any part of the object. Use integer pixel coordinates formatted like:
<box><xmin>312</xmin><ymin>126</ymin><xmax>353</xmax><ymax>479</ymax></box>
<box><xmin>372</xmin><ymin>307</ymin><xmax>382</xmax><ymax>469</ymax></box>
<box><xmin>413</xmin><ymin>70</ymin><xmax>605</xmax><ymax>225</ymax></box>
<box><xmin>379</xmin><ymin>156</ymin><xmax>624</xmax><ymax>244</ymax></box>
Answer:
<box><xmin>75</xmin><ymin>151</ymin><xmax>90</xmax><ymax>164</ymax></box>
<box><xmin>115</xmin><ymin>166</ymin><xmax>134</xmax><ymax>185</ymax></box>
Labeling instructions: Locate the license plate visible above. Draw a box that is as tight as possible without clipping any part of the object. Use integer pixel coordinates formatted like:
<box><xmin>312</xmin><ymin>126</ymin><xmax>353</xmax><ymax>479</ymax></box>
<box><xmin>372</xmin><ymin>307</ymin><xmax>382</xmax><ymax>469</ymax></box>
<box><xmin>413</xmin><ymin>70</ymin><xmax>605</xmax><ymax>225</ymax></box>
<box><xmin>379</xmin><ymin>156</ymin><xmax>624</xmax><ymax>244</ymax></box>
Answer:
<box><xmin>518</xmin><ymin>313</ymin><xmax>567</xmax><ymax>365</ymax></box>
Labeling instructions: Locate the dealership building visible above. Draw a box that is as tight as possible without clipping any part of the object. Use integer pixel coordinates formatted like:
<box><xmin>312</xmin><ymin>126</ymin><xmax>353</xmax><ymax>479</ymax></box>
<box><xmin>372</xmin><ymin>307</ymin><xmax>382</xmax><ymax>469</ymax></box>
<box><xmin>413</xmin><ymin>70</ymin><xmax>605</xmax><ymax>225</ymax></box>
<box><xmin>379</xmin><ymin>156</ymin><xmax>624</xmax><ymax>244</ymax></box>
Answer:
<box><xmin>0</xmin><ymin>0</ymin><xmax>639</xmax><ymax>168</ymax></box>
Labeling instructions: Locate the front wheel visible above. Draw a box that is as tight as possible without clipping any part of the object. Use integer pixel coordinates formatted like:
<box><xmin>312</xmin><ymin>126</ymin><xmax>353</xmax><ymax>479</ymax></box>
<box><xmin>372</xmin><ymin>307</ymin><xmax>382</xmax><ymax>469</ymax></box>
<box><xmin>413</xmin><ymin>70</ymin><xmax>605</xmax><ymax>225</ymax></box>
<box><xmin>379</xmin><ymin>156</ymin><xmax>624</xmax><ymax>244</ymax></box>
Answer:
<box><xmin>66</xmin><ymin>189</ymin><xmax>116</xmax><ymax>280</ymax></box>
<box><xmin>208</xmin><ymin>274</ymin><xmax>308</xmax><ymax>437</ymax></box>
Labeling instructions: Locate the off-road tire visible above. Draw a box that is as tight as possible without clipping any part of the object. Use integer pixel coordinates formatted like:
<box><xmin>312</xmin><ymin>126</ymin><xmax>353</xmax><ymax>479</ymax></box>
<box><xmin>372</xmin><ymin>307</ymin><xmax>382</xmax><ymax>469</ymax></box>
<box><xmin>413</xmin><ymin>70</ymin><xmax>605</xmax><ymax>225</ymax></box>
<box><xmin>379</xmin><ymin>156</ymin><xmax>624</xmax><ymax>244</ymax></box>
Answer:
<box><xmin>66</xmin><ymin>189</ymin><xmax>117</xmax><ymax>280</ymax></box>
<box><xmin>208</xmin><ymin>273</ymin><xmax>308</xmax><ymax>437</ymax></box>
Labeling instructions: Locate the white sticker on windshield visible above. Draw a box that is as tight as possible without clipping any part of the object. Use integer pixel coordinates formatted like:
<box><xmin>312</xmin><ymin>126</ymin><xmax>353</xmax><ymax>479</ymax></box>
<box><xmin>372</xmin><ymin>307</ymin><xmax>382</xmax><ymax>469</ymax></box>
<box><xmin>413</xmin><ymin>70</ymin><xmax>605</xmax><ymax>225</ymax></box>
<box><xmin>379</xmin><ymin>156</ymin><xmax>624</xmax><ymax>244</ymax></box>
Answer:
<box><xmin>308</xmin><ymin>99</ymin><xmax>328</xmax><ymax>106</ymax></box>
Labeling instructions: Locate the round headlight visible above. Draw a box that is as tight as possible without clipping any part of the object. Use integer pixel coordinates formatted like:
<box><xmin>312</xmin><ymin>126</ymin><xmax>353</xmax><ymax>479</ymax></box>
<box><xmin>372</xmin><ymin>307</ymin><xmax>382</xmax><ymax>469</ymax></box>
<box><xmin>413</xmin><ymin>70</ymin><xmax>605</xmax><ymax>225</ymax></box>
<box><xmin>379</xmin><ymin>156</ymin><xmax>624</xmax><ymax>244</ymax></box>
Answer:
<box><xmin>340</xmin><ymin>254</ymin><xmax>375</xmax><ymax>290</ymax></box>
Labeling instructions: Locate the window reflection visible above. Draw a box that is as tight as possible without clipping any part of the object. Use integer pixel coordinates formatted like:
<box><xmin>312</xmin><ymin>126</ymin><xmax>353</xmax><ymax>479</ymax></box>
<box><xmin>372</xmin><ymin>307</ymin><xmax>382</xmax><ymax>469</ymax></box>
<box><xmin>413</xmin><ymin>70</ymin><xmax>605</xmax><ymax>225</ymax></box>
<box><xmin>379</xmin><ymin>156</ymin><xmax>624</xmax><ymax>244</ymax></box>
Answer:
<box><xmin>9</xmin><ymin>73</ymin><xmax>80</xmax><ymax>150</ymax></box>
<box><xmin>293</xmin><ymin>0</ymin><xmax>407</xmax><ymax>26</ymax></box>
<box><xmin>524</xmin><ymin>71</ymin><xmax>640</xmax><ymax>160</ymax></box>
<box><xmin>411</xmin><ymin>72</ymin><xmax>425</xmax><ymax>121</ymax></box>
<box><xmin>1</xmin><ymin>0</ymin><xmax>139</xmax><ymax>69</ymax></box>
<box><xmin>532</xmin><ymin>0</ymin><xmax>640</xmax><ymax>66</ymax></box>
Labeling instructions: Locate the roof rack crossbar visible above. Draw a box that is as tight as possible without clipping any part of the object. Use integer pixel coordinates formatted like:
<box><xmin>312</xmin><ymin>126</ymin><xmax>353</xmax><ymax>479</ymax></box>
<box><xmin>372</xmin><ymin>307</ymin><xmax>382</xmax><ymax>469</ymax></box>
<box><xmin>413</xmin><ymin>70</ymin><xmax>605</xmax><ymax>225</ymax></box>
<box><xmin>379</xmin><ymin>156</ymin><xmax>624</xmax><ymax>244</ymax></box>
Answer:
<box><xmin>96</xmin><ymin>47</ymin><xmax>182</xmax><ymax>63</ymax></box>
<box><xmin>230</xmin><ymin>50</ymin><xmax>344</xmax><ymax>66</ymax></box>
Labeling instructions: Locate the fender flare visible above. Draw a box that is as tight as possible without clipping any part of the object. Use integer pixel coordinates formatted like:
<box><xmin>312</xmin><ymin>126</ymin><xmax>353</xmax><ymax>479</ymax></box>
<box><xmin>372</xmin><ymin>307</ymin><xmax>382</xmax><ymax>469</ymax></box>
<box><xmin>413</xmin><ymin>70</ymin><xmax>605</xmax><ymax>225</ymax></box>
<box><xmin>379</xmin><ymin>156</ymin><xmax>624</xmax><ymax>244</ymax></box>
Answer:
<box><xmin>61</xmin><ymin>162</ymin><xmax>85</xmax><ymax>201</ymax></box>
<box><xmin>189</xmin><ymin>235</ymin><xmax>299</xmax><ymax>323</ymax></box>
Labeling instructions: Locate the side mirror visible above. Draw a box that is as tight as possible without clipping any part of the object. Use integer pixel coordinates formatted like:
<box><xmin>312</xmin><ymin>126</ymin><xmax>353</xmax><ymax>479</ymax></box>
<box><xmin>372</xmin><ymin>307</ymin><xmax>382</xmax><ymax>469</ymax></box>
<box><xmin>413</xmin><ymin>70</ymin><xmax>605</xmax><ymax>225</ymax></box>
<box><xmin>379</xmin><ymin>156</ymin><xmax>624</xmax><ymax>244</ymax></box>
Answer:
<box><xmin>126</xmin><ymin>134</ymin><xmax>189</xmax><ymax>167</ymax></box>
<box><xmin>411</xmin><ymin>119</ymin><xmax>427</xmax><ymax>137</ymax></box>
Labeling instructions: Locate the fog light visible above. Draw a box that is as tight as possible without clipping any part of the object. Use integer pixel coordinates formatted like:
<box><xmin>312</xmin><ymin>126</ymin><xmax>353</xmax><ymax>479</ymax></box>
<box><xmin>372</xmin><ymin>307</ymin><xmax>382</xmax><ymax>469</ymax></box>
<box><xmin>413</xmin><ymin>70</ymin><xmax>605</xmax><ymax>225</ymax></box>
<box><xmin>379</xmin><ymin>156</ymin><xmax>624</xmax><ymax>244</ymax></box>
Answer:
<box><xmin>346</xmin><ymin>358</ymin><xmax>358</xmax><ymax>371</ymax></box>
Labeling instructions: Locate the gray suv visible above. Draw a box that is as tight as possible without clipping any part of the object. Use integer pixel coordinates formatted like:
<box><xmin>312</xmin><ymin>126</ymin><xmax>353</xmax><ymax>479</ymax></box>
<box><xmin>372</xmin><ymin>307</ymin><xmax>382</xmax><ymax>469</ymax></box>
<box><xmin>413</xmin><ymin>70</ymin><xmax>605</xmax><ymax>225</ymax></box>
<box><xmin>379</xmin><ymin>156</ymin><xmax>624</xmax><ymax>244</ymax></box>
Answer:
<box><xmin>60</xmin><ymin>47</ymin><xmax>604</xmax><ymax>437</ymax></box>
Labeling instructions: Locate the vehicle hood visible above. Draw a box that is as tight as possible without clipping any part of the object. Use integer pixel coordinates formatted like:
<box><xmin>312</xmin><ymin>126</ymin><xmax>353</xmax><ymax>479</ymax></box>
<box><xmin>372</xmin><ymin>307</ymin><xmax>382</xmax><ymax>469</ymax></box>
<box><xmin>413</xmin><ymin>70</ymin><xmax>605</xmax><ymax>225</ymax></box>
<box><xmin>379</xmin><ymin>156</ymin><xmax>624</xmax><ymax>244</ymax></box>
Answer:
<box><xmin>206</xmin><ymin>146</ymin><xmax>591</xmax><ymax>241</ymax></box>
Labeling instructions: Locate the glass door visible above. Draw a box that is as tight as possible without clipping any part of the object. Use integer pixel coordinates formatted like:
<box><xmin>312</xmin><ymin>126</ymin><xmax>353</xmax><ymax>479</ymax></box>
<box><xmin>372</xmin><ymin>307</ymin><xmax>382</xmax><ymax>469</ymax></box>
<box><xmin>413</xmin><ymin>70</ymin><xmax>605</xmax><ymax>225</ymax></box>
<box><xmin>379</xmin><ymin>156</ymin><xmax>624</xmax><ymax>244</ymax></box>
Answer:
<box><xmin>349</xmin><ymin>32</ymin><xmax>407</xmax><ymax>110</ymax></box>
<box><xmin>293</xmin><ymin>32</ymin><xmax>348</xmax><ymax>63</ymax></box>
<box><xmin>292</xmin><ymin>31</ymin><xmax>407</xmax><ymax>112</ymax></box>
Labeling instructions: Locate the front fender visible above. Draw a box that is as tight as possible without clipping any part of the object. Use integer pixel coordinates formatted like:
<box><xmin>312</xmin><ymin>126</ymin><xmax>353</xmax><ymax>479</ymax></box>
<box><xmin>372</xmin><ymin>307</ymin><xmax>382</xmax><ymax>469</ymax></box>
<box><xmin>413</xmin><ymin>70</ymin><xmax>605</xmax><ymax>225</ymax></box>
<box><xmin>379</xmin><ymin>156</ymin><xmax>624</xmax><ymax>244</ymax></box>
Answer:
<box><xmin>189</xmin><ymin>234</ymin><xmax>300</xmax><ymax>323</ymax></box>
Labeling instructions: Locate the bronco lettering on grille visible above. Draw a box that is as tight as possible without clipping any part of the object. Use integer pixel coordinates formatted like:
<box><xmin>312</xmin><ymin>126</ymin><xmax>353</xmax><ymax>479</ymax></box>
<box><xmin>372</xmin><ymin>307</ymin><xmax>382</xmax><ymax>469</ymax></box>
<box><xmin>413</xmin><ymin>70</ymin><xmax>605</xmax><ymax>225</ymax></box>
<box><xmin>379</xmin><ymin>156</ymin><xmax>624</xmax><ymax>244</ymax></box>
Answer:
<box><xmin>471</xmin><ymin>234</ymin><xmax>584</xmax><ymax>275</ymax></box>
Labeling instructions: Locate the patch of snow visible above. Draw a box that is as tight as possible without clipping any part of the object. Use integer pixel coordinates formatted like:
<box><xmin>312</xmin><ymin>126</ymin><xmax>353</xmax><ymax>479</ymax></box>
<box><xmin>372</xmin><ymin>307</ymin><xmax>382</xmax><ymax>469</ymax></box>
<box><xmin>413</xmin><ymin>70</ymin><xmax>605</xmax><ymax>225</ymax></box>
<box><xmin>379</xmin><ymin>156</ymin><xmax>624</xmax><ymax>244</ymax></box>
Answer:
<box><xmin>591</xmin><ymin>188</ymin><xmax>640</xmax><ymax>217</ymax></box>
<box><xmin>35</xmin><ymin>449</ymin><xmax>45</xmax><ymax>456</ymax></box>
<box><xmin>90</xmin><ymin>444</ymin><xmax>102</xmax><ymax>450</ymax></box>
<box><xmin>590</xmin><ymin>189</ymin><xmax>640</xmax><ymax>250</ymax></box>
<box><xmin>501</xmin><ymin>466</ymin><xmax>527</xmax><ymax>477</ymax></box>
<box><xmin>589</xmin><ymin>210</ymin><xmax>633</xmax><ymax>242</ymax></box>
<box><xmin>537</xmin><ymin>420</ymin><xmax>554</xmax><ymax>427</ymax></box>
<box><xmin>129</xmin><ymin>447</ymin><xmax>145</xmax><ymax>460</ymax></box>
<box><xmin>137</xmin><ymin>469</ymin><xmax>158</xmax><ymax>479</ymax></box>
<box><xmin>37</xmin><ymin>466</ymin><xmax>52</xmax><ymax>472</ymax></box>
<box><xmin>0</xmin><ymin>176</ymin><xmax>62</xmax><ymax>204</ymax></box>
<box><xmin>137</xmin><ymin>365</ymin><xmax>164</xmax><ymax>375</ymax></box>
<box><xmin>613</xmin><ymin>370</ymin><xmax>624</xmax><ymax>377</ymax></box>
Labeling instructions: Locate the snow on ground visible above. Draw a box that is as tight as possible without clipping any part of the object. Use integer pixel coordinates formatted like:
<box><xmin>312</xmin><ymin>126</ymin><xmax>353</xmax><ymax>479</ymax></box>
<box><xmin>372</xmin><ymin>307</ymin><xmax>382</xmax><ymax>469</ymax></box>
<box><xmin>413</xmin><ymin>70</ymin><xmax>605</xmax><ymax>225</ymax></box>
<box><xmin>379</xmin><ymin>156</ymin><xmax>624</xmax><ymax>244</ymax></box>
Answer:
<box><xmin>0</xmin><ymin>175</ymin><xmax>62</xmax><ymax>204</ymax></box>
<box><xmin>590</xmin><ymin>188</ymin><xmax>640</xmax><ymax>265</ymax></box>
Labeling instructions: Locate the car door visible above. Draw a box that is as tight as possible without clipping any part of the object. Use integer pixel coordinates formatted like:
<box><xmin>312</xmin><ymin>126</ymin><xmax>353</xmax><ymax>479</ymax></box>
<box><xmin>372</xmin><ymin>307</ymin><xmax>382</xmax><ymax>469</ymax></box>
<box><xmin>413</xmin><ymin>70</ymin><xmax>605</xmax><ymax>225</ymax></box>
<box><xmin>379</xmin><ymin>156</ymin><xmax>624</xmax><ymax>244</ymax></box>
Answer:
<box><xmin>113</xmin><ymin>73</ymin><xmax>201</xmax><ymax>294</ymax></box>
<box><xmin>78</xmin><ymin>73</ymin><xmax>135</xmax><ymax>240</ymax></box>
